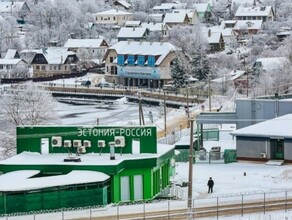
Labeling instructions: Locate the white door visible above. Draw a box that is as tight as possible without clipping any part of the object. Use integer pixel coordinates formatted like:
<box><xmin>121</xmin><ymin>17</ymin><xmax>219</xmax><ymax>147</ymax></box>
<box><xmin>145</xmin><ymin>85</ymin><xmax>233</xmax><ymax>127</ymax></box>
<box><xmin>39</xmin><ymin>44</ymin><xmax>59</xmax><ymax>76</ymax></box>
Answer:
<box><xmin>120</xmin><ymin>176</ymin><xmax>130</xmax><ymax>201</ymax></box>
<box><xmin>41</xmin><ymin>138</ymin><xmax>49</xmax><ymax>154</ymax></box>
<box><xmin>134</xmin><ymin>175</ymin><xmax>143</xmax><ymax>200</ymax></box>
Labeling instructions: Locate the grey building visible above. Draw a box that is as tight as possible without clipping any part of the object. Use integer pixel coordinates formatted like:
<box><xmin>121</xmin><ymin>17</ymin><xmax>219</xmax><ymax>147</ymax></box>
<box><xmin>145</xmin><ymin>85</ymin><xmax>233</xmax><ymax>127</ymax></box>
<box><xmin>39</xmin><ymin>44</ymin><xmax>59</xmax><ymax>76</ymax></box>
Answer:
<box><xmin>196</xmin><ymin>97</ymin><xmax>292</xmax><ymax>162</ymax></box>
<box><xmin>230</xmin><ymin>114</ymin><xmax>292</xmax><ymax>162</ymax></box>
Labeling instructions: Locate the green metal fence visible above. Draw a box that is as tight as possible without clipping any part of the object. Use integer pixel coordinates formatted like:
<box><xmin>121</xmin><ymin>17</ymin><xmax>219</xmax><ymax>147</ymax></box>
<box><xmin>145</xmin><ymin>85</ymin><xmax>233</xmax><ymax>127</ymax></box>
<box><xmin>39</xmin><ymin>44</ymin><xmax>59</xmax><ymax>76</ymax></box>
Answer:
<box><xmin>0</xmin><ymin>182</ymin><xmax>109</xmax><ymax>215</ymax></box>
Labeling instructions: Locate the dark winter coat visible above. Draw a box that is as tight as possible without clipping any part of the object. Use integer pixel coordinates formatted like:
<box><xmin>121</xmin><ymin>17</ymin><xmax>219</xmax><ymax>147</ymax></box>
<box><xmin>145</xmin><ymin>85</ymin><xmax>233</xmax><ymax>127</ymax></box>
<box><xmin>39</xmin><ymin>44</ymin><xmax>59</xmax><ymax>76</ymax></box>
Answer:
<box><xmin>207</xmin><ymin>179</ymin><xmax>214</xmax><ymax>187</ymax></box>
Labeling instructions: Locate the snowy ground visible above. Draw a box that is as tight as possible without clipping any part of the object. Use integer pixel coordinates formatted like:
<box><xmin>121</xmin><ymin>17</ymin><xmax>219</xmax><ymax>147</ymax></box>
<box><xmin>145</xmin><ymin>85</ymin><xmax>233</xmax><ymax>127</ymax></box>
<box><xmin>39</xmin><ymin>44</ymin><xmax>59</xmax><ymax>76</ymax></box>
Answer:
<box><xmin>2</xmin><ymin>76</ymin><xmax>292</xmax><ymax>219</ymax></box>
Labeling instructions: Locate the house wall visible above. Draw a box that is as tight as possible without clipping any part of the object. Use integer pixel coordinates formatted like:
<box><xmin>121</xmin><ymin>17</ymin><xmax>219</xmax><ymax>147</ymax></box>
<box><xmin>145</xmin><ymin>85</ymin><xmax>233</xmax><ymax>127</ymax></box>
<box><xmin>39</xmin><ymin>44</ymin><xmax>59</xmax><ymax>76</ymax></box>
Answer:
<box><xmin>32</xmin><ymin>64</ymin><xmax>72</xmax><ymax>77</ymax></box>
<box><xmin>0</xmin><ymin>61</ymin><xmax>27</xmax><ymax>78</ymax></box>
<box><xmin>95</xmin><ymin>14</ymin><xmax>133</xmax><ymax>26</ymax></box>
<box><xmin>236</xmin><ymin>136</ymin><xmax>269</xmax><ymax>160</ymax></box>
<box><xmin>284</xmin><ymin>139</ymin><xmax>292</xmax><ymax>161</ymax></box>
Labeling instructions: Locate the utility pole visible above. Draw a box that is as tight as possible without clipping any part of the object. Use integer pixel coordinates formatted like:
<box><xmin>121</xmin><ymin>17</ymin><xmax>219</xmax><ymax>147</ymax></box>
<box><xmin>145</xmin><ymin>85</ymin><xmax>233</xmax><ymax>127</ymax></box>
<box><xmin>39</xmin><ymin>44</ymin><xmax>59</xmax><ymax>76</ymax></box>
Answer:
<box><xmin>187</xmin><ymin>118</ymin><xmax>195</xmax><ymax>217</ymax></box>
<box><xmin>138</xmin><ymin>92</ymin><xmax>144</xmax><ymax>125</ymax></box>
<box><xmin>208</xmin><ymin>74</ymin><xmax>211</xmax><ymax>112</ymax></box>
<box><xmin>164</xmin><ymin>91</ymin><xmax>167</xmax><ymax>137</ymax></box>
<box><xmin>186</xmin><ymin>88</ymin><xmax>190</xmax><ymax>119</ymax></box>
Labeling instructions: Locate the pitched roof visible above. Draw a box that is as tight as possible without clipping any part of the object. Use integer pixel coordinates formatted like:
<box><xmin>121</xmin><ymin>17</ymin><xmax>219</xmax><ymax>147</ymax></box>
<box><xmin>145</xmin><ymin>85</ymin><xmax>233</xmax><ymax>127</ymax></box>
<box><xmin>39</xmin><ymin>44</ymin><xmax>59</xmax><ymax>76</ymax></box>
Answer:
<box><xmin>95</xmin><ymin>9</ymin><xmax>133</xmax><ymax>15</ymax></box>
<box><xmin>0</xmin><ymin>59</ymin><xmax>23</xmax><ymax>65</ymax></box>
<box><xmin>0</xmin><ymin>2</ymin><xmax>26</xmax><ymax>13</ymax></box>
<box><xmin>117</xmin><ymin>27</ymin><xmax>147</xmax><ymax>38</ymax></box>
<box><xmin>125</xmin><ymin>20</ymin><xmax>141</xmax><ymax>27</ymax></box>
<box><xmin>212</xmin><ymin>70</ymin><xmax>246</xmax><ymax>83</ymax></box>
<box><xmin>153</xmin><ymin>3</ymin><xmax>178</xmax><ymax>10</ymax></box>
<box><xmin>4</xmin><ymin>49</ymin><xmax>18</xmax><ymax>59</ymax></box>
<box><xmin>163</xmin><ymin>11</ymin><xmax>188</xmax><ymax>23</ymax></box>
<box><xmin>231</xmin><ymin>114</ymin><xmax>292</xmax><ymax>138</ymax></box>
<box><xmin>141</xmin><ymin>22</ymin><xmax>165</xmax><ymax>31</ymax></box>
<box><xmin>108</xmin><ymin>41</ymin><xmax>176</xmax><ymax>65</ymax></box>
<box><xmin>63</xmin><ymin>39</ymin><xmax>106</xmax><ymax>48</ymax></box>
<box><xmin>114</xmin><ymin>0</ymin><xmax>131</xmax><ymax>9</ymax></box>
<box><xmin>34</xmin><ymin>48</ymin><xmax>76</xmax><ymax>64</ymax></box>
<box><xmin>193</xmin><ymin>3</ymin><xmax>210</xmax><ymax>13</ymax></box>
<box><xmin>234</xmin><ymin>20</ymin><xmax>263</xmax><ymax>30</ymax></box>
<box><xmin>254</xmin><ymin>57</ymin><xmax>289</xmax><ymax>71</ymax></box>
<box><xmin>235</xmin><ymin>6</ymin><xmax>273</xmax><ymax>17</ymax></box>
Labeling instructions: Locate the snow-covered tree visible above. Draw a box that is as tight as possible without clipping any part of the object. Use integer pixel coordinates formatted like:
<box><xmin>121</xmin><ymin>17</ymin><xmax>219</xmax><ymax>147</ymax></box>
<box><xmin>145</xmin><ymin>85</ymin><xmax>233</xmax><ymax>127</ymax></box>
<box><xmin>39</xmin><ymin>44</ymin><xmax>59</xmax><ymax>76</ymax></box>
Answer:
<box><xmin>0</xmin><ymin>84</ymin><xmax>60</xmax><ymax>158</ymax></box>
<box><xmin>171</xmin><ymin>57</ymin><xmax>187</xmax><ymax>89</ymax></box>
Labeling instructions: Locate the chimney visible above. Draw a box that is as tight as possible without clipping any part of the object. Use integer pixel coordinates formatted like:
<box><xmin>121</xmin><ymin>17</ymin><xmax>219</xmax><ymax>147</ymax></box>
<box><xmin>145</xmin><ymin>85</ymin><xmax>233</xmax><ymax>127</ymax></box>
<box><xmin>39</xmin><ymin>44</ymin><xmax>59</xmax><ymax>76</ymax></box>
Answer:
<box><xmin>208</xmin><ymin>29</ymin><xmax>211</xmax><ymax>37</ymax></box>
<box><xmin>253</xmin><ymin>0</ymin><xmax>256</xmax><ymax>6</ymax></box>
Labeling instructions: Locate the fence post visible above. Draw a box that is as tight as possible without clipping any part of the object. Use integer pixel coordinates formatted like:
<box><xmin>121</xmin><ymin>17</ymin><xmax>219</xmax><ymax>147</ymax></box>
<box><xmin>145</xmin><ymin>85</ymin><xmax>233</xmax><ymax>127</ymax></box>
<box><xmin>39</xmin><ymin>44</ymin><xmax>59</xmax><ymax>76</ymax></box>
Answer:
<box><xmin>90</xmin><ymin>207</ymin><xmax>92</xmax><ymax>220</ymax></box>
<box><xmin>117</xmin><ymin>204</ymin><xmax>119</xmax><ymax>220</ymax></box>
<box><xmin>241</xmin><ymin>194</ymin><xmax>243</xmax><ymax>217</ymax></box>
<box><xmin>263</xmin><ymin>193</ymin><xmax>266</xmax><ymax>215</ymax></box>
<box><xmin>143</xmin><ymin>201</ymin><xmax>146</xmax><ymax>220</ymax></box>
<box><xmin>217</xmin><ymin>197</ymin><xmax>219</xmax><ymax>219</ymax></box>
<box><xmin>62</xmin><ymin>208</ymin><xmax>64</xmax><ymax>220</ymax></box>
<box><xmin>285</xmin><ymin>191</ymin><xmax>288</xmax><ymax>212</ymax></box>
<box><xmin>168</xmin><ymin>200</ymin><xmax>170</xmax><ymax>220</ymax></box>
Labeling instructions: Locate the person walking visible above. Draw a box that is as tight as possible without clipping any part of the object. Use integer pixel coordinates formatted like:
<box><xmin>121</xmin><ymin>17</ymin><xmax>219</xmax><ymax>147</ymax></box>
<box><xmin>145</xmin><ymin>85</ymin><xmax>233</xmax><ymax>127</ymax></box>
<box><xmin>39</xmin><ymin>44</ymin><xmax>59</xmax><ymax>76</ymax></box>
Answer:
<box><xmin>207</xmin><ymin>177</ymin><xmax>214</xmax><ymax>193</ymax></box>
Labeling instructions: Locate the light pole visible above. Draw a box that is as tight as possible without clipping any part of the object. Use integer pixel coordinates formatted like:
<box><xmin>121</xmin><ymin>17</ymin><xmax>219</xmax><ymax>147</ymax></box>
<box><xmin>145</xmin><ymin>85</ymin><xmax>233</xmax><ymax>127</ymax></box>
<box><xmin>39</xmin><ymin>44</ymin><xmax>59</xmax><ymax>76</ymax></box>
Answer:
<box><xmin>164</xmin><ymin>90</ymin><xmax>167</xmax><ymax>137</ymax></box>
<box><xmin>187</xmin><ymin>118</ymin><xmax>195</xmax><ymax>217</ymax></box>
<box><xmin>208</xmin><ymin>73</ymin><xmax>211</xmax><ymax>112</ymax></box>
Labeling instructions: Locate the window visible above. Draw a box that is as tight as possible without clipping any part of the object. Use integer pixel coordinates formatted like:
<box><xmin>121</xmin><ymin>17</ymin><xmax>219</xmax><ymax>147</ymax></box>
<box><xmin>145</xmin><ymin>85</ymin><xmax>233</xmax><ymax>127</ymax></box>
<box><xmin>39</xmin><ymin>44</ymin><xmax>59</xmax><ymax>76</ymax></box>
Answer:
<box><xmin>114</xmin><ymin>17</ymin><xmax>116</xmax><ymax>20</ymax></box>
<box><xmin>134</xmin><ymin>175</ymin><xmax>143</xmax><ymax>200</ymax></box>
<box><xmin>117</xmin><ymin>55</ymin><xmax>125</xmax><ymax>65</ymax></box>
<box><xmin>108</xmin><ymin>17</ymin><xmax>110</xmax><ymax>20</ymax></box>
<box><xmin>110</xmin><ymin>57</ymin><xmax>114</xmax><ymax>63</ymax></box>
<box><xmin>54</xmin><ymin>66</ymin><xmax>57</xmax><ymax>70</ymax></box>
<box><xmin>49</xmin><ymin>66</ymin><xmax>52</xmax><ymax>70</ymax></box>
<box><xmin>0</xmin><ymin>65</ymin><xmax>3</xmax><ymax>69</ymax></box>
<box><xmin>128</xmin><ymin>55</ymin><xmax>135</xmax><ymax>65</ymax></box>
<box><xmin>138</xmin><ymin>56</ymin><xmax>145</xmax><ymax>66</ymax></box>
<box><xmin>120</xmin><ymin>176</ymin><xmax>130</xmax><ymax>201</ymax></box>
<box><xmin>148</xmin><ymin>56</ymin><xmax>155</xmax><ymax>67</ymax></box>
<box><xmin>36</xmin><ymin>65</ymin><xmax>40</xmax><ymax>70</ymax></box>
<box><xmin>101</xmin><ymin>17</ymin><xmax>103</xmax><ymax>21</ymax></box>
<box><xmin>58</xmin><ymin>65</ymin><xmax>61</xmax><ymax>70</ymax></box>
<box><xmin>41</xmin><ymin>65</ymin><xmax>46</xmax><ymax>70</ymax></box>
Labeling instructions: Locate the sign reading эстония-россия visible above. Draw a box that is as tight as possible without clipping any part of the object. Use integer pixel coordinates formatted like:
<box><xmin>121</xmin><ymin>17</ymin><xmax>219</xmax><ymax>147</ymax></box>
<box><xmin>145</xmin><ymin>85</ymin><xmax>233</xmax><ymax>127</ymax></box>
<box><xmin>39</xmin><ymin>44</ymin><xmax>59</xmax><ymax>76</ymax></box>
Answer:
<box><xmin>77</xmin><ymin>127</ymin><xmax>153</xmax><ymax>137</ymax></box>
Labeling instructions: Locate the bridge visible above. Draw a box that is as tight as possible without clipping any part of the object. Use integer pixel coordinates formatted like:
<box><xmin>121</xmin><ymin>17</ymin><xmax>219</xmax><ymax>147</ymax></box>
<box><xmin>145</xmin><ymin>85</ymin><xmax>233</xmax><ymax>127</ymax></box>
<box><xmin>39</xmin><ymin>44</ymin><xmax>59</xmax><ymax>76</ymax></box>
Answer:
<box><xmin>42</xmin><ymin>84</ymin><xmax>207</xmax><ymax>108</ymax></box>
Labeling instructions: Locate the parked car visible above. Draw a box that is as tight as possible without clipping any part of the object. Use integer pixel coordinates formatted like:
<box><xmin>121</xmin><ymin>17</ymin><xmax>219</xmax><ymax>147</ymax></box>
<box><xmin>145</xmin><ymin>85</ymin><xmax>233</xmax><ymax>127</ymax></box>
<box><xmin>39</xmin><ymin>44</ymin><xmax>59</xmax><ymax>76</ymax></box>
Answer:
<box><xmin>95</xmin><ymin>82</ymin><xmax>113</xmax><ymax>88</ymax></box>
<box><xmin>81</xmin><ymin>80</ymin><xmax>91</xmax><ymax>87</ymax></box>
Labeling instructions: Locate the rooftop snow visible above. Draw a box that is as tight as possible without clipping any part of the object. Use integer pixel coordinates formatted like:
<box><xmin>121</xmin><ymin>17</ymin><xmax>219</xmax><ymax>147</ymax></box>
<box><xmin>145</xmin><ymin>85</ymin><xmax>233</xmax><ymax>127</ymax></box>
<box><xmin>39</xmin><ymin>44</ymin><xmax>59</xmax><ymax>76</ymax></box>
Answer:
<box><xmin>63</xmin><ymin>39</ymin><xmax>105</xmax><ymax>48</ymax></box>
<box><xmin>235</xmin><ymin>6</ymin><xmax>272</xmax><ymax>17</ymax></box>
<box><xmin>95</xmin><ymin>9</ymin><xmax>133</xmax><ymax>15</ymax></box>
<box><xmin>231</xmin><ymin>114</ymin><xmax>292</xmax><ymax>138</ymax></box>
<box><xmin>4</xmin><ymin>49</ymin><xmax>17</xmax><ymax>59</ymax></box>
<box><xmin>163</xmin><ymin>11</ymin><xmax>187</xmax><ymax>23</ymax></box>
<box><xmin>35</xmin><ymin>48</ymin><xmax>75</xmax><ymax>64</ymax></box>
<box><xmin>117</xmin><ymin>27</ymin><xmax>147</xmax><ymax>38</ymax></box>
<box><xmin>234</xmin><ymin>20</ymin><xmax>263</xmax><ymax>30</ymax></box>
<box><xmin>0</xmin><ymin>2</ymin><xmax>25</xmax><ymax>13</ymax></box>
<box><xmin>0</xmin><ymin>58</ymin><xmax>23</xmax><ymax>65</ymax></box>
<box><xmin>0</xmin><ymin>170</ymin><xmax>109</xmax><ymax>192</ymax></box>
<box><xmin>108</xmin><ymin>41</ymin><xmax>176</xmax><ymax>65</ymax></box>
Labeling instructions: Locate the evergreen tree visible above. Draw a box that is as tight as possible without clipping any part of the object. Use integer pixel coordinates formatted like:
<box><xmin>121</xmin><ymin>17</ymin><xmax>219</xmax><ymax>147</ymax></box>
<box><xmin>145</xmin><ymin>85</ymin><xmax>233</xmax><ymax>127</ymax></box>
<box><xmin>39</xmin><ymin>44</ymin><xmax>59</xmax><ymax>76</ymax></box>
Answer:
<box><xmin>189</xmin><ymin>45</ymin><xmax>210</xmax><ymax>81</ymax></box>
<box><xmin>171</xmin><ymin>58</ymin><xmax>187</xmax><ymax>88</ymax></box>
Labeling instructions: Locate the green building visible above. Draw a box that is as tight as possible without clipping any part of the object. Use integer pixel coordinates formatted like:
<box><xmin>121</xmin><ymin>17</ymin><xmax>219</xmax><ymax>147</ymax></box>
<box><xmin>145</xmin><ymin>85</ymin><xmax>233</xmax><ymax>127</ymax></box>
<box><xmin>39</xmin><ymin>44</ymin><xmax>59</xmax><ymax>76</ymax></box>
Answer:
<box><xmin>0</xmin><ymin>125</ymin><xmax>175</xmax><ymax>214</ymax></box>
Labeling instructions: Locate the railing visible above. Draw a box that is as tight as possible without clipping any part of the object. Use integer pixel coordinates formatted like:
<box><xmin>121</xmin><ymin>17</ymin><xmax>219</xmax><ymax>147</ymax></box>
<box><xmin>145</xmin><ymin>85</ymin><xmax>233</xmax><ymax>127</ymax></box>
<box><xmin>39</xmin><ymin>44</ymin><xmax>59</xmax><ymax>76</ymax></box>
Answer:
<box><xmin>3</xmin><ymin>189</ymin><xmax>292</xmax><ymax>219</ymax></box>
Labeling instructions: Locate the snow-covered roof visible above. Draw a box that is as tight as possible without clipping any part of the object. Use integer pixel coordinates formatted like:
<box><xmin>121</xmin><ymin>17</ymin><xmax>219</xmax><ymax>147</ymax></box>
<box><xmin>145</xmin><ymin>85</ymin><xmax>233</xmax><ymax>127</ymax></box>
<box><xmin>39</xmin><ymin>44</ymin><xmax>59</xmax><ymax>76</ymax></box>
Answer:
<box><xmin>163</xmin><ymin>11</ymin><xmax>188</xmax><ymax>23</ymax></box>
<box><xmin>35</xmin><ymin>48</ymin><xmax>76</xmax><ymax>65</ymax></box>
<box><xmin>117</xmin><ymin>27</ymin><xmax>147</xmax><ymax>38</ymax></box>
<box><xmin>95</xmin><ymin>9</ymin><xmax>133</xmax><ymax>15</ymax></box>
<box><xmin>125</xmin><ymin>20</ymin><xmax>141</xmax><ymax>27</ymax></box>
<box><xmin>234</xmin><ymin>20</ymin><xmax>263</xmax><ymax>30</ymax></box>
<box><xmin>0</xmin><ymin>170</ymin><xmax>110</xmax><ymax>192</ymax></box>
<box><xmin>254</xmin><ymin>57</ymin><xmax>289</xmax><ymax>71</ymax></box>
<box><xmin>4</xmin><ymin>49</ymin><xmax>17</xmax><ymax>59</ymax></box>
<box><xmin>0</xmin><ymin>2</ymin><xmax>26</xmax><ymax>13</ymax></box>
<box><xmin>212</xmin><ymin>70</ymin><xmax>246</xmax><ymax>83</ymax></box>
<box><xmin>235</xmin><ymin>5</ymin><xmax>272</xmax><ymax>17</ymax></box>
<box><xmin>141</xmin><ymin>22</ymin><xmax>165</xmax><ymax>31</ymax></box>
<box><xmin>108</xmin><ymin>41</ymin><xmax>176</xmax><ymax>65</ymax></box>
<box><xmin>0</xmin><ymin>58</ymin><xmax>23</xmax><ymax>65</ymax></box>
<box><xmin>153</xmin><ymin>3</ymin><xmax>178</xmax><ymax>10</ymax></box>
<box><xmin>202</xmin><ymin>29</ymin><xmax>222</xmax><ymax>44</ymax></box>
<box><xmin>64</xmin><ymin>39</ymin><xmax>105</xmax><ymax>48</ymax></box>
<box><xmin>149</xmin><ymin>14</ymin><xmax>164</xmax><ymax>21</ymax></box>
<box><xmin>231</xmin><ymin>114</ymin><xmax>292</xmax><ymax>138</ymax></box>
<box><xmin>114</xmin><ymin>0</ymin><xmax>131</xmax><ymax>9</ymax></box>
<box><xmin>193</xmin><ymin>3</ymin><xmax>209</xmax><ymax>13</ymax></box>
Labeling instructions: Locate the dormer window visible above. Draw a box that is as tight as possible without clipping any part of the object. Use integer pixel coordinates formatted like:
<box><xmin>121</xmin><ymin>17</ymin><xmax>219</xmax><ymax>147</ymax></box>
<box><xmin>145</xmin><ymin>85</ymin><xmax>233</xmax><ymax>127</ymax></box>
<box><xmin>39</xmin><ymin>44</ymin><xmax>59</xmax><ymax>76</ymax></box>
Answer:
<box><xmin>117</xmin><ymin>55</ymin><xmax>125</xmax><ymax>65</ymax></box>
<box><xmin>138</xmin><ymin>55</ymin><xmax>145</xmax><ymax>66</ymax></box>
<box><xmin>148</xmin><ymin>56</ymin><xmax>155</xmax><ymax>67</ymax></box>
<box><xmin>128</xmin><ymin>55</ymin><xmax>135</xmax><ymax>65</ymax></box>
